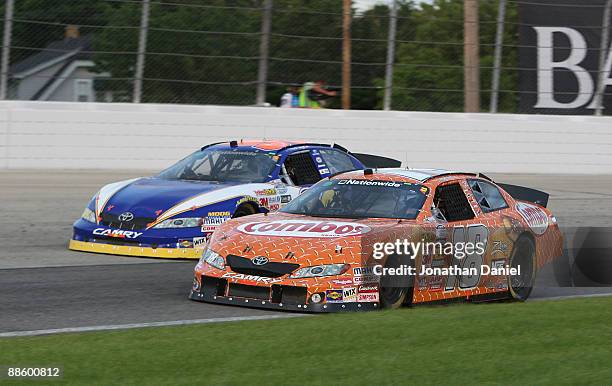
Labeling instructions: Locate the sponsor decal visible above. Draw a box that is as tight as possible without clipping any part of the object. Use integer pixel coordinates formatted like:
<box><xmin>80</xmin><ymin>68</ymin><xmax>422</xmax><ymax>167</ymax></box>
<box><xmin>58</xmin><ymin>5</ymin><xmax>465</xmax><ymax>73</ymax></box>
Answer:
<box><xmin>201</xmin><ymin>225</ymin><xmax>217</xmax><ymax>233</ymax></box>
<box><xmin>178</xmin><ymin>239</ymin><xmax>193</xmax><ymax>248</ymax></box>
<box><xmin>353</xmin><ymin>267</ymin><xmax>378</xmax><ymax>285</ymax></box>
<box><xmin>357</xmin><ymin>292</ymin><xmax>379</xmax><ymax>303</ymax></box>
<box><xmin>236</xmin><ymin>196</ymin><xmax>258</xmax><ymax>207</ymax></box>
<box><xmin>353</xmin><ymin>266</ymin><xmax>375</xmax><ymax>276</ymax></box>
<box><xmin>332</xmin><ymin>279</ymin><xmax>353</xmax><ymax>285</ymax></box>
<box><xmin>338</xmin><ymin>179</ymin><xmax>401</xmax><ymax>188</ymax></box>
<box><xmin>255</xmin><ymin>188</ymin><xmax>277</xmax><ymax>196</ymax></box>
<box><xmin>318</xmin><ymin>168</ymin><xmax>330</xmax><ymax>175</ymax></box>
<box><xmin>193</xmin><ymin>237</ymin><xmax>207</xmax><ymax>249</ymax></box>
<box><xmin>275</xmin><ymin>184</ymin><xmax>288</xmax><ymax>195</ymax></box>
<box><xmin>222</xmin><ymin>272</ymin><xmax>282</xmax><ymax>284</ymax></box>
<box><xmin>237</xmin><ymin>220</ymin><xmax>371</xmax><ymax>238</ymax></box>
<box><xmin>93</xmin><ymin>228</ymin><xmax>142</xmax><ymax>239</ymax></box>
<box><xmin>315</xmin><ymin>156</ymin><xmax>323</xmax><ymax>163</ymax></box>
<box><xmin>325</xmin><ymin>289</ymin><xmax>344</xmax><ymax>303</ymax></box>
<box><xmin>358</xmin><ymin>284</ymin><xmax>379</xmax><ymax>302</ymax></box>
<box><xmin>515</xmin><ymin>202</ymin><xmax>549</xmax><ymax>235</ymax></box>
<box><xmin>280</xmin><ymin>195</ymin><xmax>292</xmax><ymax>204</ymax></box>
<box><xmin>342</xmin><ymin>287</ymin><xmax>357</xmax><ymax>302</ymax></box>
<box><xmin>207</xmin><ymin>211</ymin><xmax>230</xmax><ymax>217</ymax></box>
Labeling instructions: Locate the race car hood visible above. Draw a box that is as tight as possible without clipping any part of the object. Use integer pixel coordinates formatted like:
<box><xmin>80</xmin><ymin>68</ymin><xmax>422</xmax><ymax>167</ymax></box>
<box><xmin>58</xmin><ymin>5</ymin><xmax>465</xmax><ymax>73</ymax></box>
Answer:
<box><xmin>93</xmin><ymin>177</ymin><xmax>243</xmax><ymax>221</ymax></box>
<box><xmin>211</xmin><ymin>212</ymin><xmax>428</xmax><ymax>267</ymax></box>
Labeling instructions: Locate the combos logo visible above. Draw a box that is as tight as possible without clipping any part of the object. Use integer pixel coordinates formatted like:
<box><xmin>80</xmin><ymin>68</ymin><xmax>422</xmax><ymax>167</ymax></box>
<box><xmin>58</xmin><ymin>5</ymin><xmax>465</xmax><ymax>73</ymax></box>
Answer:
<box><xmin>516</xmin><ymin>202</ymin><xmax>549</xmax><ymax>235</ymax></box>
<box><xmin>93</xmin><ymin>228</ymin><xmax>142</xmax><ymax>239</ymax></box>
<box><xmin>237</xmin><ymin>220</ymin><xmax>371</xmax><ymax>238</ymax></box>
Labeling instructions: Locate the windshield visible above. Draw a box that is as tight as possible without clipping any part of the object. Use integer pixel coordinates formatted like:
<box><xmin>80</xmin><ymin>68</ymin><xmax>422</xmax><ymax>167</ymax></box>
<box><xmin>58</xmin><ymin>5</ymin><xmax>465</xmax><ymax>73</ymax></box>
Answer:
<box><xmin>157</xmin><ymin>148</ymin><xmax>277</xmax><ymax>183</ymax></box>
<box><xmin>281</xmin><ymin>179</ymin><xmax>428</xmax><ymax>219</ymax></box>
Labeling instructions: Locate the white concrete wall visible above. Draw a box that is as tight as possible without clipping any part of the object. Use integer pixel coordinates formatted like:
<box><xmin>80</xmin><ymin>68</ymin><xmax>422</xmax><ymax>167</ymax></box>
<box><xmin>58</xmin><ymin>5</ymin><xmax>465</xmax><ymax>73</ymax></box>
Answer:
<box><xmin>1</xmin><ymin>101</ymin><xmax>611</xmax><ymax>174</ymax></box>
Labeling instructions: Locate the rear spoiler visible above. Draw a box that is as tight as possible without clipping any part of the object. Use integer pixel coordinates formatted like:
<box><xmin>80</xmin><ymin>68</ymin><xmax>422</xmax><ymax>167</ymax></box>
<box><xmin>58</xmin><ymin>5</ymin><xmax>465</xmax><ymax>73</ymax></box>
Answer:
<box><xmin>351</xmin><ymin>153</ymin><xmax>402</xmax><ymax>168</ymax></box>
<box><xmin>498</xmin><ymin>183</ymin><xmax>549</xmax><ymax>208</ymax></box>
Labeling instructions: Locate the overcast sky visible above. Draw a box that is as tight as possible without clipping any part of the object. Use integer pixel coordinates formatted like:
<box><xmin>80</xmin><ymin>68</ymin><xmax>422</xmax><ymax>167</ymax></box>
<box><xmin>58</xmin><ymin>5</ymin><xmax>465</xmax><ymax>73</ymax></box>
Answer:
<box><xmin>353</xmin><ymin>0</ymin><xmax>434</xmax><ymax>11</ymax></box>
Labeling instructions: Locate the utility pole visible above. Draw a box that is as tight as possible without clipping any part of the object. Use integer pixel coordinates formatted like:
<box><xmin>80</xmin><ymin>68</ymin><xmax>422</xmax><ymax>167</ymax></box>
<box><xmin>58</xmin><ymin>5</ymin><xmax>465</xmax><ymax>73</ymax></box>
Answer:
<box><xmin>383</xmin><ymin>0</ymin><xmax>398</xmax><ymax>111</ymax></box>
<box><xmin>133</xmin><ymin>0</ymin><xmax>151</xmax><ymax>103</ymax></box>
<box><xmin>489</xmin><ymin>0</ymin><xmax>506</xmax><ymax>113</ymax></box>
<box><xmin>256</xmin><ymin>0</ymin><xmax>272</xmax><ymax>106</ymax></box>
<box><xmin>463</xmin><ymin>0</ymin><xmax>480</xmax><ymax>113</ymax></box>
<box><xmin>342</xmin><ymin>0</ymin><xmax>351</xmax><ymax>110</ymax></box>
<box><xmin>0</xmin><ymin>0</ymin><xmax>15</xmax><ymax>100</ymax></box>
<box><xmin>594</xmin><ymin>0</ymin><xmax>612</xmax><ymax>116</ymax></box>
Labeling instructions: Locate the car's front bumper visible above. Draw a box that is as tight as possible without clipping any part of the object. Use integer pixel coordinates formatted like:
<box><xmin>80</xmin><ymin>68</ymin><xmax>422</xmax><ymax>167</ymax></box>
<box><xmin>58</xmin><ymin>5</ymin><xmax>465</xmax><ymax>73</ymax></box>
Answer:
<box><xmin>69</xmin><ymin>239</ymin><xmax>202</xmax><ymax>259</ymax></box>
<box><xmin>70</xmin><ymin>219</ymin><xmax>208</xmax><ymax>259</ymax></box>
<box><xmin>189</xmin><ymin>289</ymin><xmax>379</xmax><ymax>312</ymax></box>
<box><xmin>188</xmin><ymin>273</ymin><xmax>380</xmax><ymax>313</ymax></box>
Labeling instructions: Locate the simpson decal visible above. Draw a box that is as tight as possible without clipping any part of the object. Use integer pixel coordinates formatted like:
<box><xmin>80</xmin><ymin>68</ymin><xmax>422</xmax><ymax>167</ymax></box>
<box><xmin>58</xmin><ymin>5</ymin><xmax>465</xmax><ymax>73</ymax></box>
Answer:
<box><xmin>236</xmin><ymin>220</ymin><xmax>371</xmax><ymax>238</ymax></box>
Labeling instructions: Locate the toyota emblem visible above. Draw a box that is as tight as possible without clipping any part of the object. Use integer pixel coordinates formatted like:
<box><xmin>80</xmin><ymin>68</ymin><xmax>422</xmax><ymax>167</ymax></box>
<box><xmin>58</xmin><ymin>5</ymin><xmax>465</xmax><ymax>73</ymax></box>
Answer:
<box><xmin>251</xmin><ymin>256</ymin><xmax>269</xmax><ymax>266</ymax></box>
<box><xmin>118</xmin><ymin>212</ymin><xmax>134</xmax><ymax>222</ymax></box>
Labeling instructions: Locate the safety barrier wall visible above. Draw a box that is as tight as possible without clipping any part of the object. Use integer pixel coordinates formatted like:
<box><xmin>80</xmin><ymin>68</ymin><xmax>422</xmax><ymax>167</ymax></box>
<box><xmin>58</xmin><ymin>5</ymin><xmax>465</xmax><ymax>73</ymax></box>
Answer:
<box><xmin>1</xmin><ymin>101</ymin><xmax>611</xmax><ymax>174</ymax></box>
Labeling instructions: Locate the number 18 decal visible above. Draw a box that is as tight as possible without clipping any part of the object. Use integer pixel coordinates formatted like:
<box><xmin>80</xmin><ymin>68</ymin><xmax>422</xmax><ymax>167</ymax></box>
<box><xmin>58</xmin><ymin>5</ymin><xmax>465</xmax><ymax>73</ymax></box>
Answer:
<box><xmin>444</xmin><ymin>224</ymin><xmax>489</xmax><ymax>291</ymax></box>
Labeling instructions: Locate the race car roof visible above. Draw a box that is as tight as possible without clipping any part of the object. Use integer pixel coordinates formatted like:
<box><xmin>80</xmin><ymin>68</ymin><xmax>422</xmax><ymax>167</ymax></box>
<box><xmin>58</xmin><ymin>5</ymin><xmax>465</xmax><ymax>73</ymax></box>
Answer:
<box><xmin>204</xmin><ymin>140</ymin><xmax>305</xmax><ymax>152</ymax></box>
<box><xmin>378</xmin><ymin>168</ymin><xmax>455</xmax><ymax>181</ymax></box>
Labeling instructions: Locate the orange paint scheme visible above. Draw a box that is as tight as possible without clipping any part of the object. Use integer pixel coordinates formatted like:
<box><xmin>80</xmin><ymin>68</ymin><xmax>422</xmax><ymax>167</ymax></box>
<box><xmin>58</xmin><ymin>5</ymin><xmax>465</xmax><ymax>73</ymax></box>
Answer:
<box><xmin>190</xmin><ymin>169</ymin><xmax>563</xmax><ymax>312</ymax></box>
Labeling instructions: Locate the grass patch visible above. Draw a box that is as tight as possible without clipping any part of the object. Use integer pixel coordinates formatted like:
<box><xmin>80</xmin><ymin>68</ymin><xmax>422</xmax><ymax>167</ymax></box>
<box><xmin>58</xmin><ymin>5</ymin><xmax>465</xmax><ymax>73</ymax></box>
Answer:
<box><xmin>1</xmin><ymin>297</ymin><xmax>612</xmax><ymax>385</ymax></box>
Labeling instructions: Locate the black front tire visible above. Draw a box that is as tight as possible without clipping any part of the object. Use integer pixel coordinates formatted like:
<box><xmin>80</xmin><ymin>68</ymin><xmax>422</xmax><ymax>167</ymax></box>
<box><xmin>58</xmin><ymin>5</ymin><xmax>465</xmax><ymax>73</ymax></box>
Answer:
<box><xmin>379</xmin><ymin>254</ymin><xmax>414</xmax><ymax>309</ymax></box>
<box><xmin>509</xmin><ymin>236</ymin><xmax>537</xmax><ymax>301</ymax></box>
<box><xmin>233</xmin><ymin>203</ymin><xmax>257</xmax><ymax>218</ymax></box>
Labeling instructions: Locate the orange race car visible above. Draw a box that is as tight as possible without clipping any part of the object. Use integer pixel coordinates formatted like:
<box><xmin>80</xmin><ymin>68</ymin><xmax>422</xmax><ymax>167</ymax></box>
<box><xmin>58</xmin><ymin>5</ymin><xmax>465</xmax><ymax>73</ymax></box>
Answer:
<box><xmin>189</xmin><ymin>168</ymin><xmax>563</xmax><ymax>312</ymax></box>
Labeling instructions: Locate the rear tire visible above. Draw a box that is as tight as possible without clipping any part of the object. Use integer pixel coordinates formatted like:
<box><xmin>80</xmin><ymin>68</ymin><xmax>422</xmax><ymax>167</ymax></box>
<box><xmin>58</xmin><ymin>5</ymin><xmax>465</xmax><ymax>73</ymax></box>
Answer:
<box><xmin>508</xmin><ymin>235</ymin><xmax>536</xmax><ymax>301</ymax></box>
<box><xmin>379</xmin><ymin>254</ymin><xmax>414</xmax><ymax>309</ymax></box>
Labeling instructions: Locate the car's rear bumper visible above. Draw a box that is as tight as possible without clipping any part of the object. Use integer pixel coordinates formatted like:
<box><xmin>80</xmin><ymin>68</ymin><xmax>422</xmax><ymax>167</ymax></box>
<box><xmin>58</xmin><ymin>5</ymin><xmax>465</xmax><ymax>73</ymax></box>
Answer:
<box><xmin>68</xmin><ymin>239</ymin><xmax>201</xmax><ymax>259</ymax></box>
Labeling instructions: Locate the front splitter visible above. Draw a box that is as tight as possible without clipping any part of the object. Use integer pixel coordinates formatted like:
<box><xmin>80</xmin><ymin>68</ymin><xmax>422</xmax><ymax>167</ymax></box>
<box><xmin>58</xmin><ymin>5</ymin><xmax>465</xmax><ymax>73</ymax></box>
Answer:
<box><xmin>69</xmin><ymin>239</ymin><xmax>201</xmax><ymax>259</ymax></box>
<box><xmin>189</xmin><ymin>289</ymin><xmax>379</xmax><ymax>313</ymax></box>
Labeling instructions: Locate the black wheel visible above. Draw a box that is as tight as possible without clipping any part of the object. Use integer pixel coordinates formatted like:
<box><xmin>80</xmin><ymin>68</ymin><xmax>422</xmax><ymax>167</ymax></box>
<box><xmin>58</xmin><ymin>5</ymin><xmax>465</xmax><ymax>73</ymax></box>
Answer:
<box><xmin>233</xmin><ymin>203</ymin><xmax>257</xmax><ymax>218</ymax></box>
<box><xmin>379</xmin><ymin>254</ymin><xmax>414</xmax><ymax>309</ymax></box>
<box><xmin>508</xmin><ymin>236</ymin><xmax>536</xmax><ymax>301</ymax></box>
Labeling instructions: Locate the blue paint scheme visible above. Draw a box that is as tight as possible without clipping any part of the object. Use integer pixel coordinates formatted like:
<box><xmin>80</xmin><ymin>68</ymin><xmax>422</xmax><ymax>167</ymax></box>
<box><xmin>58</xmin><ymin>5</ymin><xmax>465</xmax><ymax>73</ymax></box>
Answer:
<box><xmin>72</xmin><ymin>142</ymin><xmax>365</xmax><ymax>249</ymax></box>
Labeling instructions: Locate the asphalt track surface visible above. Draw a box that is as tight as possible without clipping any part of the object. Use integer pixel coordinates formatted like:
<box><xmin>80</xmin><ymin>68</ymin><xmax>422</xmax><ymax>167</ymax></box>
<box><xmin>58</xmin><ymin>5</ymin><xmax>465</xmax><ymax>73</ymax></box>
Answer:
<box><xmin>1</xmin><ymin>170</ymin><xmax>612</xmax><ymax>334</ymax></box>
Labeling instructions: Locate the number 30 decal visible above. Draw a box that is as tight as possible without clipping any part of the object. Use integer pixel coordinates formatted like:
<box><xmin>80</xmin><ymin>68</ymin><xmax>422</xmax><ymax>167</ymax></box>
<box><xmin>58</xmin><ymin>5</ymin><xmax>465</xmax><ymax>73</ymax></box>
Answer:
<box><xmin>445</xmin><ymin>225</ymin><xmax>489</xmax><ymax>291</ymax></box>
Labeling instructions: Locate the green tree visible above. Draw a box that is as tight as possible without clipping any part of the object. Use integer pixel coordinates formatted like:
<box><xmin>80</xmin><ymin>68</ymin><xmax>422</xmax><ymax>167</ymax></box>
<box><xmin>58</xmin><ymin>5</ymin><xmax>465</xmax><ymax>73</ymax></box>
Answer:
<box><xmin>382</xmin><ymin>0</ymin><xmax>518</xmax><ymax>112</ymax></box>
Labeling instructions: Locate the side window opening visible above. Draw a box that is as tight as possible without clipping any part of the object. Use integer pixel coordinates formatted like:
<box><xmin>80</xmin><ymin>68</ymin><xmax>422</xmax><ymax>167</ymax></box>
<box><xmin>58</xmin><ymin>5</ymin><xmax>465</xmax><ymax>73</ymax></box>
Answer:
<box><xmin>318</xmin><ymin>149</ymin><xmax>355</xmax><ymax>174</ymax></box>
<box><xmin>433</xmin><ymin>183</ymin><xmax>475</xmax><ymax>222</ymax></box>
<box><xmin>468</xmin><ymin>179</ymin><xmax>508</xmax><ymax>213</ymax></box>
<box><xmin>282</xmin><ymin>151</ymin><xmax>322</xmax><ymax>186</ymax></box>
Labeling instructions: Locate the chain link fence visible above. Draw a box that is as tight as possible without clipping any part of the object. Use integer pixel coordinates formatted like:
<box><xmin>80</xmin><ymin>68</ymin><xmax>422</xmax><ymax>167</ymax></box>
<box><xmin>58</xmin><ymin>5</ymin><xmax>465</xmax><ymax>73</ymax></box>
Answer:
<box><xmin>0</xmin><ymin>0</ymin><xmax>610</xmax><ymax>113</ymax></box>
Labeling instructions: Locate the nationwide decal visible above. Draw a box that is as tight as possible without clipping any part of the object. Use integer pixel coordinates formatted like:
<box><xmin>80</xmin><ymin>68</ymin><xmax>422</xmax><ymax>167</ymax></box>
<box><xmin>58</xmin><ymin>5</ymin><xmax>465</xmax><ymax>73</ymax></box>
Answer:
<box><xmin>342</xmin><ymin>287</ymin><xmax>357</xmax><ymax>302</ymax></box>
<box><xmin>236</xmin><ymin>220</ymin><xmax>371</xmax><ymax>238</ymax></box>
<box><xmin>93</xmin><ymin>228</ymin><xmax>142</xmax><ymax>239</ymax></box>
<box><xmin>325</xmin><ymin>289</ymin><xmax>344</xmax><ymax>303</ymax></box>
<box><xmin>515</xmin><ymin>202</ymin><xmax>548</xmax><ymax>235</ymax></box>
<box><xmin>222</xmin><ymin>272</ymin><xmax>282</xmax><ymax>284</ymax></box>
<box><xmin>337</xmin><ymin>179</ymin><xmax>401</xmax><ymax>188</ymax></box>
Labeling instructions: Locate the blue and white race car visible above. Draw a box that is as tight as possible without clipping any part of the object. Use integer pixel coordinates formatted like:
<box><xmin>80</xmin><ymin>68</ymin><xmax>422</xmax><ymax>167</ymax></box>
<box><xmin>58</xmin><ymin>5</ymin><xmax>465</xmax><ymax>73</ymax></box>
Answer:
<box><xmin>69</xmin><ymin>140</ymin><xmax>399</xmax><ymax>258</ymax></box>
